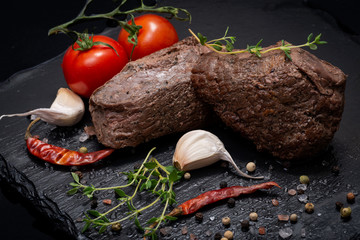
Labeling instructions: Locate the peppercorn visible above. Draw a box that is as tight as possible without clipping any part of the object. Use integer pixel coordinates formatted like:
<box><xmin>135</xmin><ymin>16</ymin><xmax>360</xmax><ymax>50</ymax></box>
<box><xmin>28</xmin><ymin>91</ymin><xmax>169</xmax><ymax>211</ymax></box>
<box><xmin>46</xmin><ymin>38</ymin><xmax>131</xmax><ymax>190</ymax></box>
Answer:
<box><xmin>195</xmin><ymin>212</ymin><xmax>203</xmax><ymax>222</ymax></box>
<box><xmin>241</xmin><ymin>219</ymin><xmax>250</xmax><ymax>229</ymax></box>
<box><xmin>184</xmin><ymin>172</ymin><xmax>191</xmax><ymax>180</ymax></box>
<box><xmin>258</xmin><ymin>226</ymin><xmax>266</xmax><ymax>235</ymax></box>
<box><xmin>222</xmin><ymin>216</ymin><xmax>231</xmax><ymax>226</ymax></box>
<box><xmin>340</xmin><ymin>207</ymin><xmax>352</xmax><ymax>218</ymax></box>
<box><xmin>79</xmin><ymin>146</ymin><xmax>88</xmax><ymax>153</ymax></box>
<box><xmin>272</xmin><ymin>199</ymin><xmax>279</xmax><ymax>206</ymax></box>
<box><xmin>305</xmin><ymin>202</ymin><xmax>314</xmax><ymax>213</ymax></box>
<box><xmin>220</xmin><ymin>181</ymin><xmax>227</xmax><ymax>188</ymax></box>
<box><xmin>299</xmin><ymin>175</ymin><xmax>310</xmax><ymax>184</ymax></box>
<box><xmin>214</xmin><ymin>232</ymin><xmax>222</xmax><ymax>240</ymax></box>
<box><xmin>331</xmin><ymin>165</ymin><xmax>340</xmax><ymax>175</ymax></box>
<box><xmin>224</xmin><ymin>230</ymin><xmax>234</xmax><ymax>239</ymax></box>
<box><xmin>246</xmin><ymin>162</ymin><xmax>256</xmax><ymax>172</ymax></box>
<box><xmin>335</xmin><ymin>201</ymin><xmax>344</xmax><ymax>211</ymax></box>
<box><xmin>111</xmin><ymin>223</ymin><xmax>122</xmax><ymax>231</ymax></box>
<box><xmin>220</xmin><ymin>238</ymin><xmax>228</xmax><ymax>240</ymax></box>
<box><xmin>91</xmin><ymin>198</ymin><xmax>98</xmax><ymax>209</ymax></box>
<box><xmin>288</xmin><ymin>189</ymin><xmax>297</xmax><ymax>196</ymax></box>
<box><xmin>347</xmin><ymin>192</ymin><xmax>355</xmax><ymax>203</ymax></box>
<box><xmin>289</xmin><ymin>213</ymin><xmax>298</xmax><ymax>223</ymax></box>
<box><xmin>249</xmin><ymin>212</ymin><xmax>258</xmax><ymax>221</ymax></box>
<box><xmin>227</xmin><ymin>198</ymin><xmax>235</xmax><ymax>208</ymax></box>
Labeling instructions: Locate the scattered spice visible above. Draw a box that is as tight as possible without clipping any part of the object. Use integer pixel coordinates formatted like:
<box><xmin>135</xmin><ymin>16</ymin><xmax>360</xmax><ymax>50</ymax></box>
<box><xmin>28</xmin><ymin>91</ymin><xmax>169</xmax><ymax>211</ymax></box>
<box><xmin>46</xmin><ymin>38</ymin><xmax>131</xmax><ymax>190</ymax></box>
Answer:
<box><xmin>331</xmin><ymin>165</ymin><xmax>340</xmax><ymax>175</ymax></box>
<box><xmin>241</xmin><ymin>219</ymin><xmax>250</xmax><ymax>229</ymax></box>
<box><xmin>347</xmin><ymin>192</ymin><xmax>355</xmax><ymax>203</ymax></box>
<box><xmin>340</xmin><ymin>207</ymin><xmax>352</xmax><ymax>218</ymax></box>
<box><xmin>289</xmin><ymin>213</ymin><xmax>298</xmax><ymax>223</ymax></box>
<box><xmin>305</xmin><ymin>202</ymin><xmax>314</xmax><ymax>213</ymax></box>
<box><xmin>220</xmin><ymin>181</ymin><xmax>228</xmax><ymax>188</ymax></box>
<box><xmin>222</xmin><ymin>216</ymin><xmax>231</xmax><ymax>226</ymax></box>
<box><xmin>227</xmin><ymin>198</ymin><xmax>235</xmax><ymax>208</ymax></box>
<box><xmin>335</xmin><ymin>201</ymin><xmax>344</xmax><ymax>211</ymax></box>
<box><xmin>184</xmin><ymin>172</ymin><xmax>191</xmax><ymax>180</ymax></box>
<box><xmin>190</xmin><ymin>233</ymin><xmax>198</xmax><ymax>240</ymax></box>
<box><xmin>288</xmin><ymin>189</ymin><xmax>297</xmax><ymax>196</ymax></box>
<box><xmin>195</xmin><ymin>212</ymin><xmax>204</xmax><ymax>223</ymax></box>
<box><xmin>181</xmin><ymin>226</ymin><xmax>188</xmax><ymax>235</ymax></box>
<box><xmin>74</xmin><ymin>171</ymin><xmax>83</xmax><ymax>179</ymax></box>
<box><xmin>220</xmin><ymin>161</ymin><xmax>229</xmax><ymax>168</ymax></box>
<box><xmin>246</xmin><ymin>162</ymin><xmax>256</xmax><ymax>172</ymax></box>
<box><xmin>278</xmin><ymin>214</ymin><xmax>290</xmax><ymax>222</ymax></box>
<box><xmin>272</xmin><ymin>199</ymin><xmax>279</xmax><ymax>206</ymax></box>
<box><xmin>111</xmin><ymin>223</ymin><xmax>122</xmax><ymax>231</ymax></box>
<box><xmin>103</xmin><ymin>199</ymin><xmax>112</xmax><ymax>205</ymax></box>
<box><xmin>249</xmin><ymin>212</ymin><xmax>258</xmax><ymax>221</ymax></box>
<box><xmin>214</xmin><ymin>232</ymin><xmax>222</xmax><ymax>240</ymax></box>
<box><xmin>224</xmin><ymin>230</ymin><xmax>234</xmax><ymax>239</ymax></box>
<box><xmin>90</xmin><ymin>198</ymin><xmax>98</xmax><ymax>209</ymax></box>
<box><xmin>299</xmin><ymin>175</ymin><xmax>310</xmax><ymax>184</ymax></box>
<box><xmin>79</xmin><ymin>146</ymin><xmax>88</xmax><ymax>153</ymax></box>
<box><xmin>259</xmin><ymin>226</ymin><xmax>266</xmax><ymax>235</ymax></box>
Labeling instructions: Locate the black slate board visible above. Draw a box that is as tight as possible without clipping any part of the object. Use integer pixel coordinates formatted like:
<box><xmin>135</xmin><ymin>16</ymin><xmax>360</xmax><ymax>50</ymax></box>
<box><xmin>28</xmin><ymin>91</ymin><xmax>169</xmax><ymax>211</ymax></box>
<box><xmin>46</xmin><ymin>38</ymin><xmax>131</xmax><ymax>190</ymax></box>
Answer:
<box><xmin>1</xmin><ymin>0</ymin><xmax>360</xmax><ymax>239</ymax></box>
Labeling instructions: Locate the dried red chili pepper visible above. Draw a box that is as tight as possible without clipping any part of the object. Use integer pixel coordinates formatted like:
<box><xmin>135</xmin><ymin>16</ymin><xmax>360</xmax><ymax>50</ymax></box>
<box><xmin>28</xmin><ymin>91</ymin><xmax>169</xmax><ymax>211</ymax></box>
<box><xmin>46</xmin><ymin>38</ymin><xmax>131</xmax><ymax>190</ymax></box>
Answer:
<box><xmin>145</xmin><ymin>181</ymin><xmax>280</xmax><ymax>236</ymax></box>
<box><xmin>25</xmin><ymin>118</ymin><xmax>114</xmax><ymax>166</ymax></box>
<box><xmin>170</xmin><ymin>181</ymin><xmax>281</xmax><ymax>215</ymax></box>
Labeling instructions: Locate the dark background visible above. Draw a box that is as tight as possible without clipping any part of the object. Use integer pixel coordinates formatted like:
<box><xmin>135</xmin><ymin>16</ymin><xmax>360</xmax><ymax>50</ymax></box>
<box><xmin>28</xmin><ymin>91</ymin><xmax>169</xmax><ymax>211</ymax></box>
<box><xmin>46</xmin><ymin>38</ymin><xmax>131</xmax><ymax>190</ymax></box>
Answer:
<box><xmin>0</xmin><ymin>0</ymin><xmax>359</xmax><ymax>239</ymax></box>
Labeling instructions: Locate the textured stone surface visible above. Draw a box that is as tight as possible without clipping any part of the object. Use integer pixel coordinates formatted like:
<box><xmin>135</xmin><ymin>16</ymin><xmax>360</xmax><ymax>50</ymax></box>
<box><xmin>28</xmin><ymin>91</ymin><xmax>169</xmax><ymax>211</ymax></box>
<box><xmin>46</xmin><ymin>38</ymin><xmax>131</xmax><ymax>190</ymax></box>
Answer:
<box><xmin>0</xmin><ymin>0</ymin><xmax>360</xmax><ymax>239</ymax></box>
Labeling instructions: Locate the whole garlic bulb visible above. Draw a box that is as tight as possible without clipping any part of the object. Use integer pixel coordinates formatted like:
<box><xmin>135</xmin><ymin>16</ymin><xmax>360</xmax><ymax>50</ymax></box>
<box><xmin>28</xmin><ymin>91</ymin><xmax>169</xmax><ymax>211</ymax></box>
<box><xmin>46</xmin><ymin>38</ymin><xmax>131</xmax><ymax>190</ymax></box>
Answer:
<box><xmin>173</xmin><ymin>130</ymin><xmax>264</xmax><ymax>179</ymax></box>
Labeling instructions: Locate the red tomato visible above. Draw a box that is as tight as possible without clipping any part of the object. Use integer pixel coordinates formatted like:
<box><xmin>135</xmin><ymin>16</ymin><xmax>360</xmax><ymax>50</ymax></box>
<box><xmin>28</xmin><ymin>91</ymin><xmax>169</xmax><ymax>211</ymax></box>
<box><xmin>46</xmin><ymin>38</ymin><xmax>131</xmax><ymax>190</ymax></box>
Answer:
<box><xmin>62</xmin><ymin>35</ymin><xmax>128</xmax><ymax>98</ymax></box>
<box><xmin>118</xmin><ymin>14</ymin><xmax>178</xmax><ymax>60</ymax></box>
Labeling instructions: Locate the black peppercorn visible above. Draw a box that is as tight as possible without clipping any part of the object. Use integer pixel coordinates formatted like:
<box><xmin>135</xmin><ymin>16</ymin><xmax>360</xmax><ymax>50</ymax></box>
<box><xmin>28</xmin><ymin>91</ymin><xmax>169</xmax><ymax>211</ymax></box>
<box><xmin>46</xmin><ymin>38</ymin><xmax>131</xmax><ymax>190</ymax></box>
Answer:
<box><xmin>195</xmin><ymin>212</ymin><xmax>203</xmax><ymax>222</ymax></box>
<box><xmin>214</xmin><ymin>232</ymin><xmax>222</xmax><ymax>240</ymax></box>
<box><xmin>331</xmin><ymin>165</ymin><xmax>340</xmax><ymax>175</ymax></box>
<box><xmin>335</xmin><ymin>201</ymin><xmax>344</xmax><ymax>211</ymax></box>
<box><xmin>220</xmin><ymin>181</ymin><xmax>227</xmax><ymax>188</ymax></box>
<box><xmin>227</xmin><ymin>198</ymin><xmax>235</xmax><ymax>208</ymax></box>
<box><xmin>241</xmin><ymin>219</ymin><xmax>250</xmax><ymax>229</ymax></box>
<box><xmin>91</xmin><ymin>198</ymin><xmax>98</xmax><ymax>209</ymax></box>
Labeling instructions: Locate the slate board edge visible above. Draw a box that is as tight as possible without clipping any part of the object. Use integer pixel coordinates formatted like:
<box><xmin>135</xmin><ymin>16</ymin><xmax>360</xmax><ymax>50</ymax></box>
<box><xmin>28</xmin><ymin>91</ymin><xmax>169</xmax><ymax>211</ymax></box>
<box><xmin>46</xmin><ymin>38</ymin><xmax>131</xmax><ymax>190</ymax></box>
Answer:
<box><xmin>0</xmin><ymin>153</ymin><xmax>88</xmax><ymax>240</ymax></box>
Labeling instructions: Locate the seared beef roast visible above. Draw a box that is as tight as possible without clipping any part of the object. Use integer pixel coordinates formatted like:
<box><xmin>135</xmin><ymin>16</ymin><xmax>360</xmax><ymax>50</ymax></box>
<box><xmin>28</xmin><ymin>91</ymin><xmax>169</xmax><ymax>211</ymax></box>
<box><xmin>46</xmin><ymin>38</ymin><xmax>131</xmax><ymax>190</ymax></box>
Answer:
<box><xmin>191</xmin><ymin>42</ymin><xmax>346</xmax><ymax>160</ymax></box>
<box><xmin>89</xmin><ymin>37</ymin><xmax>211</xmax><ymax>149</ymax></box>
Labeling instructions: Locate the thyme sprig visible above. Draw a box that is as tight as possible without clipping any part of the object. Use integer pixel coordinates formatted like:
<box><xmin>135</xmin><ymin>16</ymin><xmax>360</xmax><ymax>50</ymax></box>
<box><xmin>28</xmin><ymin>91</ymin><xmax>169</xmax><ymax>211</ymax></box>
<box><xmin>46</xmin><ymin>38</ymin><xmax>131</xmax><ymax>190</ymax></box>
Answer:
<box><xmin>189</xmin><ymin>28</ymin><xmax>327</xmax><ymax>60</ymax></box>
<box><xmin>68</xmin><ymin>147</ymin><xmax>184</xmax><ymax>239</ymax></box>
<box><xmin>48</xmin><ymin>0</ymin><xmax>191</xmax><ymax>59</ymax></box>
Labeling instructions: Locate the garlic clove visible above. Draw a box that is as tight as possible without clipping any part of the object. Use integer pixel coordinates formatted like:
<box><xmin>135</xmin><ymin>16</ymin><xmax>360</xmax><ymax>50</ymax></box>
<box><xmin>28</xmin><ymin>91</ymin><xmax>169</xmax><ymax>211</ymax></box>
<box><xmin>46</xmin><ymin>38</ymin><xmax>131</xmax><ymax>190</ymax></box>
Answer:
<box><xmin>0</xmin><ymin>88</ymin><xmax>85</xmax><ymax>126</ymax></box>
<box><xmin>173</xmin><ymin>130</ymin><xmax>264</xmax><ymax>180</ymax></box>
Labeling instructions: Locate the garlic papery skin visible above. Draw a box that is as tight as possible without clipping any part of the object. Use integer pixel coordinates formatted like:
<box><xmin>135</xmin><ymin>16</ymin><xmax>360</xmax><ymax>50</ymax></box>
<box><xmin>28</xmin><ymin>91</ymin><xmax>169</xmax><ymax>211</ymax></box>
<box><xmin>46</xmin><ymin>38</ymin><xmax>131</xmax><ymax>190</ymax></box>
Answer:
<box><xmin>0</xmin><ymin>88</ymin><xmax>85</xmax><ymax>126</ymax></box>
<box><xmin>173</xmin><ymin>130</ymin><xmax>264</xmax><ymax>180</ymax></box>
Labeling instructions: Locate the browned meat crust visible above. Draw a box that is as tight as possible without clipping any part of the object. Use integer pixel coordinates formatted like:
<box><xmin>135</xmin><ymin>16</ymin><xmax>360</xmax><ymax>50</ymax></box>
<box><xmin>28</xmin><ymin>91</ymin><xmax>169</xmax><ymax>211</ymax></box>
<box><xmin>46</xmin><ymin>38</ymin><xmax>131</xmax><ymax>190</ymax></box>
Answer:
<box><xmin>191</xmin><ymin>42</ymin><xmax>346</xmax><ymax>160</ymax></box>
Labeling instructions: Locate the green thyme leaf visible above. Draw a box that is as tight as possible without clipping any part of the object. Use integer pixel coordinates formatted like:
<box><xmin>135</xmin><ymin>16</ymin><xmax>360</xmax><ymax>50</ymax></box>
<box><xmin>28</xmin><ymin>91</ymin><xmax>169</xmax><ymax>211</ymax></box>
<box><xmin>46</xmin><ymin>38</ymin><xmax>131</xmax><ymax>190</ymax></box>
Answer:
<box><xmin>67</xmin><ymin>188</ymin><xmax>78</xmax><ymax>195</ymax></box>
<box><xmin>114</xmin><ymin>189</ymin><xmax>127</xmax><ymax>197</ymax></box>
<box><xmin>71</xmin><ymin>172</ymin><xmax>80</xmax><ymax>183</ymax></box>
<box><xmin>144</xmin><ymin>162</ymin><xmax>157</xmax><ymax>169</ymax></box>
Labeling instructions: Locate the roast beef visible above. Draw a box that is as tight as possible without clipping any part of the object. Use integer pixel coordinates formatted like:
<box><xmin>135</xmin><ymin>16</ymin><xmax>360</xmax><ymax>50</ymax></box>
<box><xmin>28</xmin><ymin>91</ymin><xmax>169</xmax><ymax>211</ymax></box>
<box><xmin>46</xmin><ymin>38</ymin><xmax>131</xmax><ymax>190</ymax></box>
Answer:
<box><xmin>191</xmin><ymin>42</ymin><xmax>346</xmax><ymax>160</ymax></box>
<box><xmin>89</xmin><ymin>37</ymin><xmax>211</xmax><ymax>149</ymax></box>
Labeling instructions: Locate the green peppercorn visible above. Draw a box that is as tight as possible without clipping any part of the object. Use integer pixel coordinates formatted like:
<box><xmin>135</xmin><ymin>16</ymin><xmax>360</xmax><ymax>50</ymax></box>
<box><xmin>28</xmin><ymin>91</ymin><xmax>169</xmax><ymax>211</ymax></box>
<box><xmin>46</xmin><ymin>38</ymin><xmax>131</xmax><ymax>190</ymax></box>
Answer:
<box><xmin>111</xmin><ymin>223</ymin><xmax>122</xmax><ymax>231</ymax></box>
<box><xmin>340</xmin><ymin>207</ymin><xmax>352</xmax><ymax>218</ymax></box>
<box><xmin>299</xmin><ymin>175</ymin><xmax>310</xmax><ymax>184</ymax></box>
<box><xmin>79</xmin><ymin>146</ymin><xmax>88</xmax><ymax>153</ymax></box>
